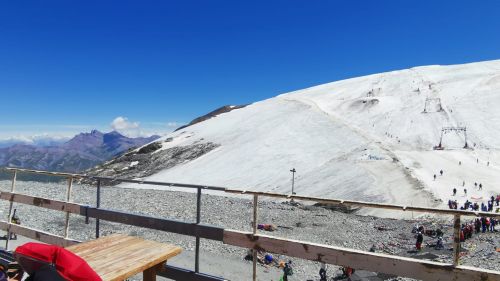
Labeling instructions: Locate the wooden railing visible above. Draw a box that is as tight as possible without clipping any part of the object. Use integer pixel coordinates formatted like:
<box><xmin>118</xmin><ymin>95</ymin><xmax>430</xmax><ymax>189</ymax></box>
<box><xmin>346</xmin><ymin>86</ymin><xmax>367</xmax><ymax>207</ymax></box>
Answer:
<box><xmin>1</xmin><ymin>168</ymin><xmax>500</xmax><ymax>281</ymax></box>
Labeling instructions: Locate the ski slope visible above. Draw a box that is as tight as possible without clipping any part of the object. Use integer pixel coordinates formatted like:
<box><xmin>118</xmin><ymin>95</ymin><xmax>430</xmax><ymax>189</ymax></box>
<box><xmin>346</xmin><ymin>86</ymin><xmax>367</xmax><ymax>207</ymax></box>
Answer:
<box><xmin>122</xmin><ymin>60</ymin><xmax>500</xmax><ymax>214</ymax></box>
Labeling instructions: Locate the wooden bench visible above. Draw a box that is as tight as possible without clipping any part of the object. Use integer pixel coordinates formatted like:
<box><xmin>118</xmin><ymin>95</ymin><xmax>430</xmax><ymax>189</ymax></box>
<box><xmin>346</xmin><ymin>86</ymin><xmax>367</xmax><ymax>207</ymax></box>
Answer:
<box><xmin>66</xmin><ymin>234</ymin><xmax>182</xmax><ymax>281</ymax></box>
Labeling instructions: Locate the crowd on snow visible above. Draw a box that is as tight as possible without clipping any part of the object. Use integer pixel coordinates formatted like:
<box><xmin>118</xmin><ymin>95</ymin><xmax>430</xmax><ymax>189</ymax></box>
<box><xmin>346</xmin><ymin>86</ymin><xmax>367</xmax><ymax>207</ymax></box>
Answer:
<box><xmin>448</xmin><ymin>195</ymin><xmax>500</xmax><ymax>212</ymax></box>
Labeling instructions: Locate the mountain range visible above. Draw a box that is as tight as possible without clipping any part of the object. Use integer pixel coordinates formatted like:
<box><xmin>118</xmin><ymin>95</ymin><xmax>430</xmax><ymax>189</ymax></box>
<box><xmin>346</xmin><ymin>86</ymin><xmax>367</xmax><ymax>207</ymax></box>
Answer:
<box><xmin>0</xmin><ymin>130</ymin><xmax>159</xmax><ymax>173</ymax></box>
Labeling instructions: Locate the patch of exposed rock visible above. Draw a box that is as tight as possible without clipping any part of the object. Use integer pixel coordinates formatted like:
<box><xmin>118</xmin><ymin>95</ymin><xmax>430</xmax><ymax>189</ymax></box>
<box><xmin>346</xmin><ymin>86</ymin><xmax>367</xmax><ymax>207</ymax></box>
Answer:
<box><xmin>174</xmin><ymin>105</ymin><xmax>246</xmax><ymax>132</ymax></box>
<box><xmin>85</xmin><ymin>141</ymin><xmax>219</xmax><ymax>183</ymax></box>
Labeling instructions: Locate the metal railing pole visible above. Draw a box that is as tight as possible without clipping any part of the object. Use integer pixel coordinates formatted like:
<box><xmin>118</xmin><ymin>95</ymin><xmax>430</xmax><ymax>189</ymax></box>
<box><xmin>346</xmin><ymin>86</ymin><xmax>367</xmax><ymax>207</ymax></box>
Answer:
<box><xmin>195</xmin><ymin>187</ymin><xmax>202</xmax><ymax>273</ymax></box>
<box><xmin>5</xmin><ymin>170</ymin><xmax>17</xmax><ymax>250</ymax></box>
<box><xmin>252</xmin><ymin>194</ymin><xmax>258</xmax><ymax>281</ymax></box>
<box><xmin>452</xmin><ymin>214</ymin><xmax>461</xmax><ymax>266</ymax></box>
<box><xmin>63</xmin><ymin>176</ymin><xmax>73</xmax><ymax>241</ymax></box>
<box><xmin>96</xmin><ymin>179</ymin><xmax>101</xmax><ymax>238</ymax></box>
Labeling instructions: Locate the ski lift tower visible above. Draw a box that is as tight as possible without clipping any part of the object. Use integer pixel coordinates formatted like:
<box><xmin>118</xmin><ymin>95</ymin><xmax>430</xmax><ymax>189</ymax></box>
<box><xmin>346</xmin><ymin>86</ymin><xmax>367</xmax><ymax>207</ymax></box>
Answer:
<box><xmin>434</xmin><ymin>126</ymin><xmax>468</xmax><ymax>149</ymax></box>
<box><xmin>422</xmin><ymin>98</ymin><xmax>443</xmax><ymax>113</ymax></box>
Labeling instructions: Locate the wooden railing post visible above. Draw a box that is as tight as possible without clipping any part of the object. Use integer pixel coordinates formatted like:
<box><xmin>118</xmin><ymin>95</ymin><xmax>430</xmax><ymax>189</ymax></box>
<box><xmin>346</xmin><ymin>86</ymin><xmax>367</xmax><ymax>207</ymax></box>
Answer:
<box><xmin>252</xmin><ymin>194</ymin><xmax>258</xmax><ymax>281</ymax></box>
<box><xmin>63</xmin><ymin>176</ymin><xmax>73</xmax><ymax>240</ymax></box>
<box><xmin>5</xmin><ymin>170</ymin><xmax>17</xmax><ymax>250</ymax></box>
<box><xmin>453</xmin><ymin>214</ymin><xmax>461</xmax><ymax>266</ymax></box>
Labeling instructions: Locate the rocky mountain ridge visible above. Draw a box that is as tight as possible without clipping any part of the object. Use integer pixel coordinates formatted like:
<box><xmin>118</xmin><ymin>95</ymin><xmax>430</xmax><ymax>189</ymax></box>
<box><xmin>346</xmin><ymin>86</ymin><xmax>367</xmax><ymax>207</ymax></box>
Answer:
<box><xmin>0</xmin><ymin>130</ymin><xmax>159</xmax><ymax>173</ymax></box>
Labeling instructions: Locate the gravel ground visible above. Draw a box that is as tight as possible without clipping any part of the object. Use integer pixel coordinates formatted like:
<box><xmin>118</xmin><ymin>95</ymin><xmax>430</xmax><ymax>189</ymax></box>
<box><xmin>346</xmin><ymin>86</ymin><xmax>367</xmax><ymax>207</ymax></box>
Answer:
<box><xmin>0</xmin><ymin>180</ymin><xmax>498</xmax><ymax>280</ymax></box>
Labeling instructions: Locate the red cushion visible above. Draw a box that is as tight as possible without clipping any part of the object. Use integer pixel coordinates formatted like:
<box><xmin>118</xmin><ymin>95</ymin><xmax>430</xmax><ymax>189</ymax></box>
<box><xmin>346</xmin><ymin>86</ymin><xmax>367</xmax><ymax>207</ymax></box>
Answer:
<box><xmin>14</xmin><ymin>243</ymin><xmax>102</xmax><ymax>281</ymax></box>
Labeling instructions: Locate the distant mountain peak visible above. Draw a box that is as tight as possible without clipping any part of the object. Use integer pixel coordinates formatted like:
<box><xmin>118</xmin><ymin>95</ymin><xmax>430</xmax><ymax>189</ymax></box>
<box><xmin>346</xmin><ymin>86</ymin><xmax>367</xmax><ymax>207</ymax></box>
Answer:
<box><xmin>105</xmin><ymin>130</ymin><xmax>123</xmax><ymax>136</ymax></box>
<box><xmin>0</xmin><ymin>130</ymin><xmax>160</xmax><ymax>173</ymax></box>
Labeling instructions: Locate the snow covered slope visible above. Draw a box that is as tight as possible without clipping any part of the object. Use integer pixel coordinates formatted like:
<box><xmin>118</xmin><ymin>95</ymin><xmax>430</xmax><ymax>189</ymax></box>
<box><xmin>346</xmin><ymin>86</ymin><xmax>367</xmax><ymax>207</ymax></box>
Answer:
<box><xmin>120</xmin><ymin>60</ymin><xmax>500</xmax><ymax>212</ymax></box>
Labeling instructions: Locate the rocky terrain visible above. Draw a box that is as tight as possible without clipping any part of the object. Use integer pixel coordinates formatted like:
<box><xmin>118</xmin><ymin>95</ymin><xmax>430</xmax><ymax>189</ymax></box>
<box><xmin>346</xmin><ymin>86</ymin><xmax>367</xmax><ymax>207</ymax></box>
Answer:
<box><xmin>86</xmin><ymin>140</ymin><xmax>219</xmax><ymax>181</ymax></box>
<box><xmin>0</xmin><ymin>180</ymin><xmax>498</xmax><ymax>280</ymax></box>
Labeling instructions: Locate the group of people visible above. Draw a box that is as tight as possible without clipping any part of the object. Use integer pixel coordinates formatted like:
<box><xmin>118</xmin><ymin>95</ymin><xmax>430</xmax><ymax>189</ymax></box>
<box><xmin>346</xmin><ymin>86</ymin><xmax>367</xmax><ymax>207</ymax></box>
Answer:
<box><xmin>433</xmin><ymin>169</ymin><xmax>444</xmax><ymax>180</ymax></box>
<box><xmin>413</xmin><ymin>225</ymin><xmax>443</xmax><ymax>250</ymax></box>
<box><xmin>452</xmin><ymin>182</ymin><xmax>484</xmax><ymax>197</ymax></box>
<box><xmin>244</xmin><ymin>250</ymin><xmax>293</xmax><ymax>280</ymax></box>
<box><xmin>458</xmin><ymin>217</ymin><xmax>497</xmax><ymax>250</ymax></box>
<box><xmin>461</xmin><ymin>217</ymin><xmax>497</xmax><ymax>240</ymax></box>
<box><xmin>414</xmin><ymin>216</ymin><xmax>498</xmax><ymax>252</ymax></box>
<box><xmin>448</xmin><ymin>194</ymin><xmax>500</xmax><ymax>212</ymax></box>
<box><xmin>318</xmin><ymin>263</ymin><xmax>355</xmax><ymax>281</ymax></box>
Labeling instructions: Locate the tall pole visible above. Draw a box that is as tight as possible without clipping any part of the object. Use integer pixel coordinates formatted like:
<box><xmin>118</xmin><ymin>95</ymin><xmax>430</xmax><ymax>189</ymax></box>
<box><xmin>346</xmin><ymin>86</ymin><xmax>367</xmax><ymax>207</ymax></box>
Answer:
<box><xmin>96</xmin><ymin>179</ymin><xmax>101</xmax><ymax>238</ymax></box>
<box><xmin>290</xmin><ymin>168</ymin><xmax>296</xmax><ymax>195</ymax></box>
<box><xmin>63</xmin><ymin>176</ymin><xmax>73</xmax><ymax>241</ymax></box>
<box><xmin>5</xmin><ymin>170</ymin><xmax>17</xmax><ymax>250</ymax></box>
<box><xmin>252</xmin><ymin>194</ymin><xmax>258</xmax><ymax>281</ymax></box>
<box><xmin>195</xmin><ymin>187</ymin><xmax>201</xmax><ymax>273</ymax></box>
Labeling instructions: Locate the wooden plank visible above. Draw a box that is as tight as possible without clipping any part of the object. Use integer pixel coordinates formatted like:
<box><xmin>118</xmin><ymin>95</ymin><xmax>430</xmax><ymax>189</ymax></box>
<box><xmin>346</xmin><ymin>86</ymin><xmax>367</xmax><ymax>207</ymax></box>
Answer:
<box><xmin>67</xmin><ymin>234</ymin><xmax>181</xmax><ymax>281</ymax></box>
<box><xmin>143</xmin><ymin>267</ymin><xmax>156</xmax><ymax>281</ymax></box>
<box><xmin>223</xmin><ymin>229</ymin><xmax>500</xmax><ymax>281</ymax></box>
<box><xmin>453</xmin><ymin>214</ymin><xmax>461</xmax><ymax>266</ymax></box>
<box><xmin>0</xmin><ymin>221</ymin><xmax>79</xmax><ymax>247</ymax></box>
<box><xmin>224</xmin><ymin>189</ymin><xmax>500</xmax><ymax>218</ymax></box>
<box><xmin>0</xmin><ymin>192</ymin><xmax>82</xmax><ymax>213</ymax></box>
<box><xmin>143</xmin><ymin>264</ymin><xmax>162</xmax><ymax>281</ymax></box>
<box><xmin>3</xmin><ymin>168</ymin><xmax>84</xmax><ymax>179</ymax></box>
<box><xmin>0</xmin><ymin>192</ymin><xmax>225</xmax><ymax>241</ymax></box>
<box><xmin>5</xmin><ymin>167</ymin><xmax>500</xmax><ymax>218</ymax></box>
<box><xmin>86</xmin><ymin>208</ymin><xmax>224</xmax><ymax>241</ymax></box>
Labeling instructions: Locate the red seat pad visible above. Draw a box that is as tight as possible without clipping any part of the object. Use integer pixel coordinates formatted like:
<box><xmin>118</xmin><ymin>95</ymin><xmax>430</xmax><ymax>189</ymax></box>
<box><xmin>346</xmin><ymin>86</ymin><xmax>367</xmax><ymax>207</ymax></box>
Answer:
<box><xmin>14</xmin><ymin>242</ymin><xmax>102</xmax><ymax>281</ymax></box>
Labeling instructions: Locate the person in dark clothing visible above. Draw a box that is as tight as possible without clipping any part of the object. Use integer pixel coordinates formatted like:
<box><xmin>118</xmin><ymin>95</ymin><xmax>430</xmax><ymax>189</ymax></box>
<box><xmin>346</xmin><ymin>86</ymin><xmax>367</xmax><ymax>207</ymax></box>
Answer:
<box><xmin>440</xmin><ymin>170</ymin><xmax>443</xmax><ymax>176</ymax></box>
<box><xmin>433</xmin><ymin>174</ymin><xmax>436</xmax><ymax>181</ymax></box>
<box><xmin>453</xmin><ymin>188</ymin><xmax>457</xmax><ymax>196</ymax></box>
<box><xmin>475</xmin><ymin>218</ymin><xmax>481</xmax><ymax>234</ymax></box>
<box><xmin>341</xmin><ymin>266</ymin><xmax>355</xmax><ymax>280</ymax></box>
<box><xmin>416</xmin><ymin>232</ymin><xmax>423</xmax><ymax>250</ymax></box>
<box><xmin>479</xmin><ymin>183</ymin><xmax>483</xmax><ymax>190</ymax></box>
<box><xmin>319</xmin><ymin>263</ymin><xmax>327</xmax><ymax>281</ymax></box>
<box><xmin>435</xmin><ymin>236</ymin><xmax>444</xmax><ymax>250</ymax></box>
<box><xmin>283</xmin><ymin>261</ymin><xmax>293</xmax><ymax>281</ymax></box>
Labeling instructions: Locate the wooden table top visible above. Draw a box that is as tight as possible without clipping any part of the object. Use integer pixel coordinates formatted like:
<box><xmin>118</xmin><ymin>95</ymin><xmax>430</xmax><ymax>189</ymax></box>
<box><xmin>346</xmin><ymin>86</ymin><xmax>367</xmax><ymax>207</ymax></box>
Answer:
<box><xmin>66</xmin><ymin>234</ymin><xmax>182</xmax><ymax>281</ymax></box>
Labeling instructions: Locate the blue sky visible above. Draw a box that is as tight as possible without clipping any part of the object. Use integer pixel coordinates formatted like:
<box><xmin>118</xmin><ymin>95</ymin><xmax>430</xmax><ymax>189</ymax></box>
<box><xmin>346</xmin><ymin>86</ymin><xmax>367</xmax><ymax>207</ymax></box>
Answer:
<box><xmin>0</xmin><ymin>1</ymin><xmax>499</xmax><ymax>140</ymax></box>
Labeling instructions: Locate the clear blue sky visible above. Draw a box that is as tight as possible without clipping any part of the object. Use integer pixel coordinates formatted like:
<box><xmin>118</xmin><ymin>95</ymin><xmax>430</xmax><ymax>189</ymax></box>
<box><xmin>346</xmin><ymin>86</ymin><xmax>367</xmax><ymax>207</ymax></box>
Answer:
<box><xmin>0</xmin><ymin>1</ymin><xmax>499</xmax><ymax>138</ymax></box>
